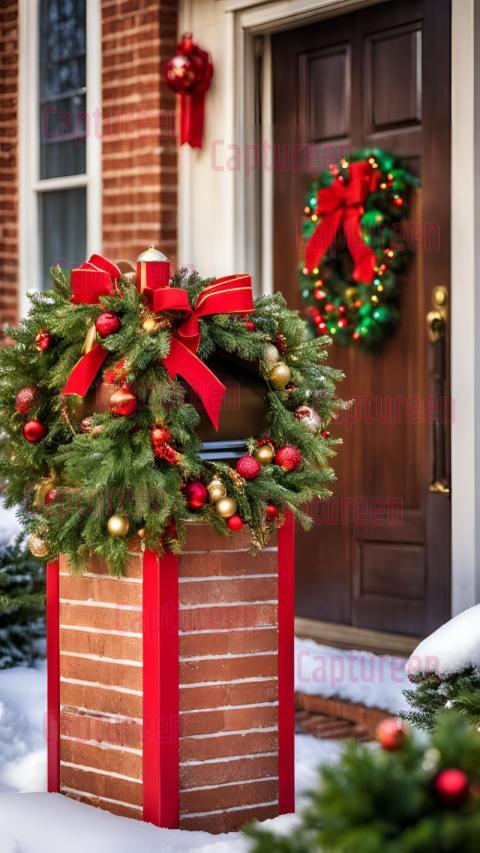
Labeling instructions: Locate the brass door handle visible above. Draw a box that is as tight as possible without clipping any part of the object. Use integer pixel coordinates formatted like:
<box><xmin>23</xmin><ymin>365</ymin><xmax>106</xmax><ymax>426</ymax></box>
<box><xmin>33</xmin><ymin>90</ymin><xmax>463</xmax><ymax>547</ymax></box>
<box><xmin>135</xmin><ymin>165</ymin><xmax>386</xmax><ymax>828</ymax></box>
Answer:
<box><xmin>428</xmin><ymin>286</ymin><xmax>450</xmax><ymax>497</ymax></box>
<box><xmin>426</xmin><ymin>309</ymin><xmax>446</xmax><ymax>342</ymax></box>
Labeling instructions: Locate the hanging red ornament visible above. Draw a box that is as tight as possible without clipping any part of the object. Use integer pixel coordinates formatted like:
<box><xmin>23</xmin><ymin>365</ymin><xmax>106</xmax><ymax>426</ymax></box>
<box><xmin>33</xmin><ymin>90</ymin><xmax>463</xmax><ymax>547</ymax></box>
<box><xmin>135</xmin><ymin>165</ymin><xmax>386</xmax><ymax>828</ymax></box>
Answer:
<box><xmin>23</xmin><ymin>419</ymin><xmax>47</xmax><ymax>443</ymax></box>
<box><xmin>265</xmin><ymin>503</ymin><xmax>279</xmax><ymax>521</ymax></box>
<box><xmin>227</xmin><ymin>514</ymin><xmax>244</xmax><ymax>531</ymax></box>
<box><xmin>235</xmin><ymin>455</ymin><xmax>262</xmax><ymax>481</ymax></box>
<box><xmin>244</xmin><ymin>320</ymin><xmax>255</xmax><ymax>332</ymax></box>
<box><xmin>185</xmin><ymin>481</ymin><xmax>208</xmax><ymax>509</ymax></box>
<box><xmin>434</xmin><ymin>769</ymin><xmax>470</xmax><ymax>807</ymax></box>
<box><xmin>35</xmin><ymin>330</ymin><xmax>53</xmax><ymax>351</ymax></box>
<box><xmin>376</xmin><ymin>718</ymin><xmax>407</xmax><ymax>751</ymax></box>
<box><xmin>274</xmin><ymin>445</ymin><xmax>302</xmax><ymax>471</ymax></box>
<box><xmin>150</xmin><ymin>425</ymin><xmax>172</xmax><ymax>446</ymax></box>
<box><xmin>44</xmin><ymin>488</ymin><xmax>58</xmax><ymax>505</ymax></box>
<box><xmin>95</xmin><ymin>311</ymin><xmax>121</xmax><ymax>337</ymax></box>
<box><xmin>15</xmin><ymin>386</ymin><xmax>38</xmax><ymax>415</ymax></box>
<box><xmin>109</xmin><ymin>385</ymin><xmax>137</xmax><ymax>417</ymax></box>
<box><xmin>163</xmin><ymin>33</ymin><xmax>213</xmax><ymax>148</ymax></box>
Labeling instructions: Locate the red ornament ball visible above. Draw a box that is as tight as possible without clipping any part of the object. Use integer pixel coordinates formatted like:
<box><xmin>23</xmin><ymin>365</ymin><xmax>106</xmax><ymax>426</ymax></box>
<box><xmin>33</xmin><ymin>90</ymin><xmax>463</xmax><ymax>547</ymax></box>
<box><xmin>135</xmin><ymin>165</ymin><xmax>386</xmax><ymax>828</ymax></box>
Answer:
<box><xmin>274</xmin><ymin>445</ymin><xmax>302</xmax><ymax>471</ymax></box>
<box><xmin>44</xmin><ymin>488</ymin><xmax>58</xmax><ymax>505</ymax></box>
<box><xmin>23</xmin><ymin>419</ymin><xmax>47</xmax><ymax>443</ymax></box>
<box><xmin>154</xmin><ymin>443</ymin><xmax>178</xmax><ymax>464</ymax></box>
<box><xmin>227</xmin><ymin>514</ymin><xmax>244</xmax><ymax>531</ymax></box>
<box><xmin>109</xmin><ymin>386</ymin><xmax>137</xmax><ymax>417</ymax></box>
<box><xmin>150</xmin><ymin>425</ymin><xmax>172</xmax><ymax>446</ymax></box>
<box><xmin>376</xmin><ymin>718</ymin><xmax>407</xmax><ymax>751</ymax></box>
<box><xmin>265</xmin><ymin>503</ymin><xmax>279</xmax><ymax>521</ymax></box>
<box><xmin>235</xmin><ymin>455</ymin><xmax>262</xmax><ymax>481</ymax></box>
<box><xmin>185</xmin><ymin>481</ymin><xmax>208</xmax><ymax>510</ymax></box>
<box><xmin>164</xmin><ymin>53</ymin><xmax>197</xmax><ymax>92</ymax></box>
<box><xmin>15</xmin><ymin>386</ymin><xmax>38</xmax><ymax>415</ymax></box>
<box><xmin>95</xmin><ymin>311</ymin><xmax>121</xmax><ymax>337</ymax></box>
<box><xmin>322</xmin><ymin>429</ymin><xmax>331</xmax><ymax>440</ymax></box>
<box><xmin>434</xmin><ymin>769</ymin><xmax>470</xmax><ymax>807</ymax></box>
<box><xmin>244</xmin><ymin>320</ymin><xmax>255</xmax><ymax>332</ymax></box>
<box><xmin>35</xmin><ymin>329</ymin><xmax>53</xmax><ymax>351</ymax></box>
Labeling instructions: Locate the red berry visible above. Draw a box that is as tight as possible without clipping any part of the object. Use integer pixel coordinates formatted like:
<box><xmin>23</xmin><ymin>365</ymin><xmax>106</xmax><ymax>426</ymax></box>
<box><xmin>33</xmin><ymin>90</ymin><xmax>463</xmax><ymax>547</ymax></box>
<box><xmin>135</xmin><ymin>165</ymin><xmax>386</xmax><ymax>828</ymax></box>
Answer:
<box><xmin>185</xmin><ymin>482</ymin><xmax>208</xmax><ymax>509</ymax></box>
<box><xmin>44</xmin><ymin>489</ymin><xmax>58</xmax><ymax>505</ymax></box>
<box><xmin>434</xmin><ymin>769</ymin><xmax>470</xmax><ymax>807</ymax></box>
<box><xmin>376</xmin><ymin>718</ymin><xmax>407</xmax><ymax>751</ymax></box>
<box><xmin>15</xmin><ymin>386</ymin><xmax>38</xmax><ymax>415</ymax></box>
<box><xmin>150</xmin><ymin>425</ymin><xmax>172</xmax><ymax>446</ymax></box>
<box><xmin>322</xmin><ymin>429</ymin><xmax>331</xmax><ymax>439</ymax></box>
<box><xmin>265</xmin><ymin>504</ymin><xmax>279</xmax><ymax>521</ymax></box>
<box><xmin>35</xmin><ymin>330</ymin><xmax>53</xmax><ymax>351</ymax></box>
<box><xmin>227</xmin><ymin>514</ymin><xmax>244</xmax><ymax>531</ymax></box>
<box><xmin>244</xmin><ymin>320</ymin><xmax>255</xmax><ymax>332</ymax></box>
<box><xmin>95</xmin><ymin>311</ymin><xmax>121</xmax><ymax>337</ymax></box>
<box><xmin>154</xmin><ymin>443</ymin><xmax>178</xmax><ymax>464</ymax></box>
<box><xmin>23</xmin><ymin>419</ymin><xmax>47</xmax><ymax>443</ymax></box>
<box><xmin>274</xmin><ymin>445</ymin><xmax>302</xmax><ymax>472</ymax></box>
<box><xmin>235</xmin><ymin>455</ymin><xmax>262</xmax><ymax>481</ymax></box>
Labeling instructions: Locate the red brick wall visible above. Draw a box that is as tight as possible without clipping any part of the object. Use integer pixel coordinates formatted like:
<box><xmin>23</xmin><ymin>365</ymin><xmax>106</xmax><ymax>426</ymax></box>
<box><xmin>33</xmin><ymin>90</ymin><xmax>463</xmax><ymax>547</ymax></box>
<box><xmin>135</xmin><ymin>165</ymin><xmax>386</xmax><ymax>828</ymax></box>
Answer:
<box><xmin>0</xmin><ymin>0</ymin><xmax>19</xmax><ymax>328</ymax></box>
<box><xmin>101</xmin><ymin>0</ymin><xmax>178</xmax><ymax>265</ymax></box>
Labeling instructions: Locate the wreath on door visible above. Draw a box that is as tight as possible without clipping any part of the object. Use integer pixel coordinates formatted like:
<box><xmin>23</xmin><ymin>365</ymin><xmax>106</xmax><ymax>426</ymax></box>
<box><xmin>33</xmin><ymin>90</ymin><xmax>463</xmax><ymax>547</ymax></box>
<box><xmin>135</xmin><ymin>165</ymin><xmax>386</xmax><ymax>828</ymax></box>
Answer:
<box><xmin>299</xmin><ymin>149</ymin><xmax>418</xmax><ymax>348</ymax></box>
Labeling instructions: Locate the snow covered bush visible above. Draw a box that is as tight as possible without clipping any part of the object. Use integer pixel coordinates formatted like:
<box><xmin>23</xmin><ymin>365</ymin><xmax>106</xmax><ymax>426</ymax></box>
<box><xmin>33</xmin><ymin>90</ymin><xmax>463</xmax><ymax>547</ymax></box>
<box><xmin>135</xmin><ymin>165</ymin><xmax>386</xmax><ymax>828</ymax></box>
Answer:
<box><xmin>403</xmin><ymin>606</ymin><xmax>480</xmax><ymax>731</ymax></box>
<box><xmin>0</xmin><ymin>536</ymin><xmax>45</xmax><ymax>669</ymax></box>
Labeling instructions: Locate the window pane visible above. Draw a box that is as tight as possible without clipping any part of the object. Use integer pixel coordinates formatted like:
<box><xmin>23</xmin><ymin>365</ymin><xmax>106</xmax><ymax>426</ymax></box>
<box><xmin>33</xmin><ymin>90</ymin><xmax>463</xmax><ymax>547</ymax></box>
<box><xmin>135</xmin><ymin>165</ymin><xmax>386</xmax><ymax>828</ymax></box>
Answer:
<box><xmin>39</xmin><ymin>0</ymin><xmax>87</xmax><ymax>179</ymax></box>
<box><xmin>40</xmin><ymin>188</ymin><xmax>86</xmax><ymax>288</ymax></box>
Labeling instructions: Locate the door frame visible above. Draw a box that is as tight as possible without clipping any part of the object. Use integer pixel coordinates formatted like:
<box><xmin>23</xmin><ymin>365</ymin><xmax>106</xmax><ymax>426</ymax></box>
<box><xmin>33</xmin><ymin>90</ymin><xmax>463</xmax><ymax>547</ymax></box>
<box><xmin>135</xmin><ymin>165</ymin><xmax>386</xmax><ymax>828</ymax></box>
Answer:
<box><xmin>179</xmin><ymin>0</ymin><xmax>480</xmax><ymax>623</ymax></box>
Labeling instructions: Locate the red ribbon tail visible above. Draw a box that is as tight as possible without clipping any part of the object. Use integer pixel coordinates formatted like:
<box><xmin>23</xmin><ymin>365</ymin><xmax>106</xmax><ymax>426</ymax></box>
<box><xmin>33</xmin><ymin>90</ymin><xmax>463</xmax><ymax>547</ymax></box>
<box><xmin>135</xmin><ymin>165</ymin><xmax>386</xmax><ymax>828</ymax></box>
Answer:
<box><xmin>344</xmin><ymin>212</ymin><xmax>378</xmax><ymax>284</ymax></box>
<box><xmin>61</xmin><ymin>344</ymin><xmax>109</xmax><ymax>397</ymax></box>
<box><xmin>163</xmin><ymin>337</ymin><xmax>225</xmax><ymax>430</ymax></box>
<box><xmin>305</xmin><ymin>208</ymin><xmax>343</xmax><ymax>273</ymax></box>
<box><xmin>180</xmin><ymin>92</ymin><xmax>205</xmax><ymax>148</ymax></box>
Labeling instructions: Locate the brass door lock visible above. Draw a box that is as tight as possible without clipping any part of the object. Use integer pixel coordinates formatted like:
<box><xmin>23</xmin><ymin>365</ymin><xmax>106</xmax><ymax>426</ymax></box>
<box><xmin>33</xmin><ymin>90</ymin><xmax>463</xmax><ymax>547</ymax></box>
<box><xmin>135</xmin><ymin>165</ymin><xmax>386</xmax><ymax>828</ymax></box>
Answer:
<box><xmin>426</xmin><ymin>286</ymin><xmax>448</xmax><ymax>342</ymax></box>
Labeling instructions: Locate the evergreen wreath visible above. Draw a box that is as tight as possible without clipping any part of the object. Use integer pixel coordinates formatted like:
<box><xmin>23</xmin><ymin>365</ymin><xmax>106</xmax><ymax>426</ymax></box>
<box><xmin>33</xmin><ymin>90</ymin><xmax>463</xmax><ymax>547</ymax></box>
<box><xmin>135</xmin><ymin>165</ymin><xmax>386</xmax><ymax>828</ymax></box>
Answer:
<box><xmin>0</xmin><ymin>261</ymin><xmax>345</xmax><ymax>576</ymax></box>
<box><xmin>299</xmin><ymin>148</ymin><xmax>418</xmax><ymax>347</ymax></box>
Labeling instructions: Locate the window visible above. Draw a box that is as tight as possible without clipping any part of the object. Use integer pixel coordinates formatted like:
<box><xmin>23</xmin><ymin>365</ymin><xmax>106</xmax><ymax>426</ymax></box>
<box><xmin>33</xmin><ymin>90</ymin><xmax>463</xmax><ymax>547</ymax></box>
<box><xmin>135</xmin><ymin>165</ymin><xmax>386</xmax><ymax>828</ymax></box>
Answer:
<box><xmin>19</xmin><ymin>0</ymin><xmax>101</xmax><ymax>303</ymax></box>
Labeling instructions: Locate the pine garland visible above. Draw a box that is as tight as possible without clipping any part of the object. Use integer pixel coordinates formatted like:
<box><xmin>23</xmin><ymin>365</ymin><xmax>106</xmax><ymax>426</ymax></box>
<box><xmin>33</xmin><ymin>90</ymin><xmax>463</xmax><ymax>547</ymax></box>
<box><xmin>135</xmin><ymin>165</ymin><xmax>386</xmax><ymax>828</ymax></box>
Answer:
<box><xmin>0</xmin><ymin>266</ymin><xmax>345</xmax><ymax>575</ymax></box>
<box><xmin>402</xmin><ymin>667</ymin><xmax>480</xmax><ymax>731</ymax></box>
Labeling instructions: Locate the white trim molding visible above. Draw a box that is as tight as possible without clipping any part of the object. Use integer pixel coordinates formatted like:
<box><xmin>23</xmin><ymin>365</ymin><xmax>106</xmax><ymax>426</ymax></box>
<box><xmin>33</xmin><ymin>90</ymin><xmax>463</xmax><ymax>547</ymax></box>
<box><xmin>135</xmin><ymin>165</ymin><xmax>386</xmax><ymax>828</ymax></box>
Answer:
<box><xmin>18</xmin><ymin>0</ymin><xmax>102</xmax><ymax>310</ymax></box>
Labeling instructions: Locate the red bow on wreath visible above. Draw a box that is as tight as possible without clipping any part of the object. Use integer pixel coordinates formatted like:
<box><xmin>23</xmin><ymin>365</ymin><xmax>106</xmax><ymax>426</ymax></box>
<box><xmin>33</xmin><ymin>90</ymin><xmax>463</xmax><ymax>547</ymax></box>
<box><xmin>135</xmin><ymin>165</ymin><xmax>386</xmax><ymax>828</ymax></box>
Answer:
<box><xmin>61</xmin><ymin>257</ymin><xmax>254</xmax><ymax>430</ymax></box>
<box><xmin>305</xmin><ymin>160</ymin><xmax>380</xmax><ymax>283</ymax></box>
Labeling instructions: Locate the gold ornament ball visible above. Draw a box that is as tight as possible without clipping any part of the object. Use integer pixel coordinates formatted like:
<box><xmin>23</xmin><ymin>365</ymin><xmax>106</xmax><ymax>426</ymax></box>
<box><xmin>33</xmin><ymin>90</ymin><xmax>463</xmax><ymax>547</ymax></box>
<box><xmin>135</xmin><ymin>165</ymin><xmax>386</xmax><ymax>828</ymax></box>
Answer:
<box><xmin>208</xmin><ymin>477</ymin><xmax>227</xmax><ymax>503</ymax></box>
<box><xmin>215</xmin><ymin>497</ymin><xmax>238</xmax><ymax>519</ymax></box>
<box><xmin>28</xmin><ymin>533</ymin><xmax>49</xmax><ymax>558</ymax></box>
<box><xmin>137</xmin><ymin>527</ymin><xmax>146</xmax><ymax>539</ymax></box>
<box><xmin>254</xmin><ymin>444</ymin><xmax>274</xmax><ymax>466</ymax></box>
<box><xmin>33</xmin><ymin>475</ymin><xmax>56</xmax><ymax>509</ymax></box>
<box><xmin>263</xmin><ymin>343</ymin><xmax>280</xmax><ymax>369</ymax></box>
<box><xmin>269</xmin><ymin>362</ymin><xmax>292</xmax><ymax>389</ymax></box>
<box><xmin>107</xmin><ymin>514</ymin><xmax>130</xmax><ymax>538</ymax></box>
<box><xmin>142</xmin><ymin>317</ymin><xmax>157</xmax><ymax>333</ymax></box>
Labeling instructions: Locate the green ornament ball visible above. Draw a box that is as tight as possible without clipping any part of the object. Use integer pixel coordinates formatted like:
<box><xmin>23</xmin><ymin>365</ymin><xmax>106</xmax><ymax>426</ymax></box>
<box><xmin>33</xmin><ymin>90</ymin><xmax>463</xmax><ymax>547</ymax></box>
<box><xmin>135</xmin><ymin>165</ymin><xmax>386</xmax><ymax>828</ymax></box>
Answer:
<box><xmin>361</xmin><ymin>209</ymin><xmax>384</xmax><ymax>229</ymax></box>
<box><xmin>372</xmin><ymin>305</ymin><xmax>393</xmax><ymax>324</ymax></box>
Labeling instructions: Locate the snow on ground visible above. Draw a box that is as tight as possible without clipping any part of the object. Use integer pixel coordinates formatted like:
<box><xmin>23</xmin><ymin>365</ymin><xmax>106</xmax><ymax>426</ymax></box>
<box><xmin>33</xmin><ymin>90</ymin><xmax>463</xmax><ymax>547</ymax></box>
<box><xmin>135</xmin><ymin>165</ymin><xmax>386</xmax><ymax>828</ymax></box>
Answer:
<box><xmin>0</xmin><ymin>499</ymin><xmax>21</xmax><ymax>544</ymax></box>
<box><xmin>295</xmin><ymin>636</ymin><xmax>409</xmax><ymax>713</ymax></box>
<box><xmin>406</xmin><ymin>604</ymin><xmax>480</xmax><ymax>678</ymax></box>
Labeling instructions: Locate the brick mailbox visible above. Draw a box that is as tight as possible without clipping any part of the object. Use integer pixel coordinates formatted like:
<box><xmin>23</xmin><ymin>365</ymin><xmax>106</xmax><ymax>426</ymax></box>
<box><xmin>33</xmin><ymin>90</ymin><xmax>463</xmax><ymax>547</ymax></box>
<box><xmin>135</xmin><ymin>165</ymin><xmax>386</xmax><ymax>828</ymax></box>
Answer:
<box><xmin>47</xmin><ymin>508</ymin><xmax>295</xmax><ymax>832</ymax></box>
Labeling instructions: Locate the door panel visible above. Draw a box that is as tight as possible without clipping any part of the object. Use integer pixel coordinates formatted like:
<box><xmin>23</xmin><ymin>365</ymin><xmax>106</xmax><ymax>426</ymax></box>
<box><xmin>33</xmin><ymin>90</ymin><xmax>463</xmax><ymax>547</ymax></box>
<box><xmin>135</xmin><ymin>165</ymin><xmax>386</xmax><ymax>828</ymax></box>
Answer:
<box><xmin>272</xmin><ymin>0</ymin><xmax>451</xmax><ymax>637</ymax></box>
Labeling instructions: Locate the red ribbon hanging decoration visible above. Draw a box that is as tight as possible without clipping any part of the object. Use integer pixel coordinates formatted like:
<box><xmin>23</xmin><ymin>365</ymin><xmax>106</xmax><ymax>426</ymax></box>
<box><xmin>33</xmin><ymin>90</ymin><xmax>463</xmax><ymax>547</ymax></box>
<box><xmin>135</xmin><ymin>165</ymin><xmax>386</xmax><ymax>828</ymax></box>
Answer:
<box><xmin>163</xmin><ymin>33</ymin><xmax>213</xmax><ymax>149</ymax></box>
<box><xmin>305</xmin><ymin>160</ymin><xmax>380</xmax><ymax>284</ymax></box>
<box><xmin>61</xmin><ymin>255</ymin><xmax>254</xmax><ymax>431</ymax></box>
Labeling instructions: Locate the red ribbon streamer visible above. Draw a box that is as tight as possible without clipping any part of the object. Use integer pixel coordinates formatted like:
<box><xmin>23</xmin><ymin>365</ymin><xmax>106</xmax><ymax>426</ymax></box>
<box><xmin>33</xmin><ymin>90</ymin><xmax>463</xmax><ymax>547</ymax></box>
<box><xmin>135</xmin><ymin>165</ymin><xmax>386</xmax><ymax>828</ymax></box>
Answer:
<box><xmin>305</xmin><ymin>160</ymin><xmax>380</xmax><ymax>283</ymax></box>
<box><xmin>61</xmin><ymin>257</ymin><xmax>254</xmax><ymax>431</ymax></box>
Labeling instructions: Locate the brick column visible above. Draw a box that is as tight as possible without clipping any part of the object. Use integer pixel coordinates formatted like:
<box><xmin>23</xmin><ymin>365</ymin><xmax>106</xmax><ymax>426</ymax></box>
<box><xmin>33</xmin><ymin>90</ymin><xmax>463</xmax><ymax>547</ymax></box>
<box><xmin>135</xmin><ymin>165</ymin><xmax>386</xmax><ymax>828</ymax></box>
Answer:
<box><xmin>52</xmin><ymin>523</ymin><xmax>293</xmax><ymax>832</ymax></box>
<box><xmin>101</xmin><ymin>0</ymin><xmax>178</xmax><ymax>264</ymax></box>
<box><xmin>0</xmin><ymin>0</ymin><xmax>19</xmax><ymax>329</ymax></box>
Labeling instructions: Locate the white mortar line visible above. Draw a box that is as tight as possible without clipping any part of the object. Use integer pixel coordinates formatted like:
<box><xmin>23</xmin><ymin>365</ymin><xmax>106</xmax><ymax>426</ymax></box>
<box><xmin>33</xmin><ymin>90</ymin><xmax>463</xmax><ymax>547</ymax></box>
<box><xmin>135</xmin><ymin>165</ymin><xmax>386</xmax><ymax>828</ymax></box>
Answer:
<box><xmin>60</xmin><ymin>677</ymin><xmax>142</xmax><ymax>696</ymax></box>
<box><xmin>182</xmin><ymin>800</ymin><xmax>278</xmax><ymax>818</ymax></box>
<box><xmin>61</xmin><ymin>735</ymin><xmax>142</xmax><ymax>755</ymax></box>
<box><xmin>179</xmin><ymin>701</ymin><xmax>278</xmax><ymax>714</ymax></box>
<box><xmin>181</xmin><ymin>676</ymin><xmax>277</xmax><ymax>688</ymax></box>
<box><xmin>180</xmin><ymin>600</ymin><xmax>277</xmax><ymax>610</ymax></box>
<box><xmin>180</xmin><ymin>651</ymin><xmax>276</xmax><ymax>662</ymax></box>
<box><xmin>61</xmin><ymin>651</ymin><xmax>142</xmax><ymax>667</ymax></box>
<box><xmin>59</xmin><ymin>572</ymin><xmax>142</xmax><ymax>584</ymax></box>
<box><xmin>60</xmin><ymin>625</ymin><xmax>142</xmax><ymax>638</ymax></box>
<box><xmin>183</xmin><ymin>726</ymin><xmax>277</xmax><ymax>740</ymax></box>
<box><xmin>180</xmin><ymin>547</ymin><xmax>278</xmax><ymax>555</ymax></box>
<box><xmin>178</xmin><ymin>574</ymin><xmax>276</xmax><ymax>583</ymax></box>
<box><xmin>61</xmin><ymin>706</ymin><xmax>142</xmax><ymax>724</ymax></box>
<box><xmin>182</xmin><ymin>776</ymin><xmax>279</xmax><ymax>793</ymax></box>
<box><xmin>60</xmin><ymin>761</ymin><xmax>142</xmax><ymax>783</ymax></box>
<box><xmin>180</xmin><ymin>751</ymin><xmax>278</xmax><ymax>767</ymax></box>
<box><xmin>60</xmin><ymin>599</ymin><xmax>141</xmax><ymax>612</ymax></box>
<box><xmin>179</xmin><ymin>626</ymin><xmax>275</xmax><ymax>636</ymax></box>
<box><xmin>61</xmin><ymin>785</ymin><xmax>142</xmax><ymax>811</ymax></box>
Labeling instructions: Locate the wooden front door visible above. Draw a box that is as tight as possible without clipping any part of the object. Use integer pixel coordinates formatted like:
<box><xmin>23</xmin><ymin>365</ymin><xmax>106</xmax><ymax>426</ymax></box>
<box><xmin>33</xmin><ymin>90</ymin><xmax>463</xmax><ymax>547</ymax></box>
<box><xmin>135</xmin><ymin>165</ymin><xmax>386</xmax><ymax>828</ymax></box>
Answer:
<box><xmin>272</xmin><ymin>0</ymin><xmax>451</xmax><ymax>638</ymax></box>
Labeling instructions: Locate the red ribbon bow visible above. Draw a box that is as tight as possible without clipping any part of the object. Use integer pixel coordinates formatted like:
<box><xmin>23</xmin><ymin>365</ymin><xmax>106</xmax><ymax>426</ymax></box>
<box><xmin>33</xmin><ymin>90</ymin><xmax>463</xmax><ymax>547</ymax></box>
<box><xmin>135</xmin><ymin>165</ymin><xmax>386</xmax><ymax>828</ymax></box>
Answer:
<box><xmin>305</xmin><ymin>160</ymin><xmax>380</xmax><ymax>284</ymax></box>
<box><xmin>61</xmin><ymin>258</ymin><xmax>254</xmax><ymax>431</ymax></box>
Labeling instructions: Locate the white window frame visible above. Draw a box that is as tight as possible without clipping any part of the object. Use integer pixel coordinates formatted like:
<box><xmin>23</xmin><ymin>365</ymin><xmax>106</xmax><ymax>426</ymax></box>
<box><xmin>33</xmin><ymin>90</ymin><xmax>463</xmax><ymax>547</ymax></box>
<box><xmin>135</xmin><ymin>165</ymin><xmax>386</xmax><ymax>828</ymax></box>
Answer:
<box><xmin>18</xmin><ymin>0</ymin><xmax>102</xmax><ymax>314</ymax></box>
